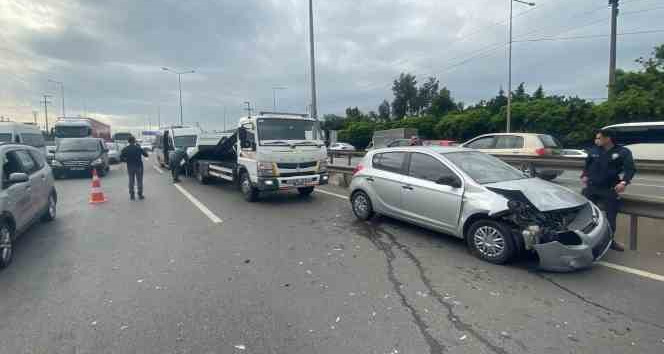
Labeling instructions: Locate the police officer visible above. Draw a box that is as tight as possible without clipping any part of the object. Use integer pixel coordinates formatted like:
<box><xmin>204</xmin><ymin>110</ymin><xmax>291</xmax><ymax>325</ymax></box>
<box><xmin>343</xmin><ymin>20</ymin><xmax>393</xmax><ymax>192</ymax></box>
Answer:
<box><xmin>581</xmin><ymin>129</ymin><xmax>636</xmax><ymax>252</ymax></box>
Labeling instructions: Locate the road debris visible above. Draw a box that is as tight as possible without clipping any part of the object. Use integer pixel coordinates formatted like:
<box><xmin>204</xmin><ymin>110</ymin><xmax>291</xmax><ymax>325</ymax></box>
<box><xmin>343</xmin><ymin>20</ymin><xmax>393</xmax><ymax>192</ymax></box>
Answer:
<box><xmin>90</xmin><ymin>321</ymin><xmax>97</xmax><ymax>326</ymax></box>
<box><xmin>244</xmin><ymin>259</ymin><xmax>251</xmax><ymax>264</ymax></box>
<box><xmin>305</xmin><ymin>270</ymin><xmax>312</xmax><ymax>275</ymax></box>
<box><xmin>233</xmin><ymin>344</ymin><xmax>246</xmax><ymax>350</ymax></box>
<box><xmin>459</xmin><ymin>335</ymin><xmax>467</xmax><ymax>341</ymax></box>
<box><xmin>416</xmin><ymin>291</ymin><xmax>428</xmax><ymax>298</ymax></box>
<box><xmin>500</xmin><ymin>331</ymin><xmax>511</xmax><ymax>338</ymax></box>
<box><xmin>349</xmin><ymin>292</ymin><xmax>356</xmax><ymax>296</ymax></box>
<box><xmin>137</xmin><ymin>279</ymin><xmax>144</xmax><ymax>283</ymax></box>
<box><xmin>120</xmin><ymin>325</ymin><xmax>128</xmax><ymax>330</ymax></box>
<box><xmin>298</xmin><ymin>261</ymin><xmax>304</xmax><ymax>266</ymax></box>
<box><xmin>335</xmin><ymin>316</ymin><xmax>341</xmax><ymax>323</ymax></box>
<box><xmin>489</xmin><ymin>291</ymin><xmax>500</xmax><ymax>296</ymax></box>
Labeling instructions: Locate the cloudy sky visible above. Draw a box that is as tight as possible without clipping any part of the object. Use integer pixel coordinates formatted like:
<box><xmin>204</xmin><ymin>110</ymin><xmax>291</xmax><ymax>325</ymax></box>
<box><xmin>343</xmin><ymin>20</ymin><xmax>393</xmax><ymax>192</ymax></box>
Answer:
<box><xmin>1</xmin><ymin>0</ymin><xmax>662</xmax><ymax>132</ymax></box>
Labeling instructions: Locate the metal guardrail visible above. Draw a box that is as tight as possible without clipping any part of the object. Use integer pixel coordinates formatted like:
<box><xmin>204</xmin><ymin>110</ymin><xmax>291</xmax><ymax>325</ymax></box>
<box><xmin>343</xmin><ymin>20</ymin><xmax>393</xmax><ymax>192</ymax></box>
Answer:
<box><xmin>327</xmin><ymin>150</ymin><xmax>664</xmax><ymax>251</ymax></box>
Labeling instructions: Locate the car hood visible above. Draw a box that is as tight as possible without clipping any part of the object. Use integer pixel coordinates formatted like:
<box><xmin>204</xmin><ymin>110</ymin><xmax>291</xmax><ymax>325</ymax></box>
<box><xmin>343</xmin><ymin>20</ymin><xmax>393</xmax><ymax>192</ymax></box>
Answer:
<box><xmin>484</xmin><ymin>178</ymin><xmax>587</xmax><ymax>212</ymax></box>
<box><xmin>55</xmin><ymin>151</ymin><xmax>101</xmax><ymax>161</ymax></box>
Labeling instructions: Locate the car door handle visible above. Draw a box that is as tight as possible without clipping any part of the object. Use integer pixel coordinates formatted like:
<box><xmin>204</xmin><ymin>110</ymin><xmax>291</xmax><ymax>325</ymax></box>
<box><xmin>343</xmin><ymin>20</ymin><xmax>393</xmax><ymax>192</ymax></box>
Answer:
<box><xmin>365</xmin><ymin>177</ymin><xmax>374</xmax><ymax>182</ymax></box>
<box><xmin>402</xmin><ymin>185</ymin><xmax>413</xmax><ymax>190</ymax></box>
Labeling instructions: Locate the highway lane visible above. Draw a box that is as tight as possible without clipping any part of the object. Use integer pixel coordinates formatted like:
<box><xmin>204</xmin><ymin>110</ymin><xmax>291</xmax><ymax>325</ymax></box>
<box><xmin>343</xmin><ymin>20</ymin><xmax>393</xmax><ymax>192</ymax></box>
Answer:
<box><xmin>0</xmin><ymin>161</ymin><xmax>663</xmax><ymax>353</ymax></box>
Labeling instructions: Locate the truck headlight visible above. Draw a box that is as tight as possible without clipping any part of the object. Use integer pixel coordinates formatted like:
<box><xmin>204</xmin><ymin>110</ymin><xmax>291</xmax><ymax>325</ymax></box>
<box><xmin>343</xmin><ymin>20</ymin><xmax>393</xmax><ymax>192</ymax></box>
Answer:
<box><xmin>318</xmin><ymin>160</ymin><xmax>327</xmax><ymax>172</ymax></box>
<box><xmin>257</xmin><ymin>162</ymin><xmax>276</xmax><ymax>177</ymax></box>
<box><xmin>92</xmin><ymin>158</ymin><xmax>103</xmax><ymax>165</ymax></box>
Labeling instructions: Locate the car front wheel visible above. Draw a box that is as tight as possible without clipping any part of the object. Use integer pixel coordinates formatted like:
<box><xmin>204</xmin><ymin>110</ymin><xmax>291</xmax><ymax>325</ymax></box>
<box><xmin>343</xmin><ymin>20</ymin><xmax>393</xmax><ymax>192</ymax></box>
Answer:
<box><xmin>466</xmin><ymin>219</ymin><xmax>516</xmax><ymax>264</ymax></box>
<box><xmin>297</xmin><ymin>187</ymin><xmax>314</xmax><ymax>197</ymax></box>
<box><xmin>351</xmin><ymin>190</ymin><xmax>374</xmax><ymax>221</ymax></box>
<box><xmin>0</xmin><ymin>221</ymin><xmax>14</xmax><ymax>269</ymax></box>
<box><xmin>42</xmin><ymin>193</ymin><xmax>57</xmax><ymax>222</ymax></box>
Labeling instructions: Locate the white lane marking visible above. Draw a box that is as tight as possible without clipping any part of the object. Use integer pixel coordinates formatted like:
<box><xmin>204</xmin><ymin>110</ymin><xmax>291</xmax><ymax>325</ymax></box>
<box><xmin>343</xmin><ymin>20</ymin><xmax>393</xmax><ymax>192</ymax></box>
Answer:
<box><xmin>315</xmin><ymin>188</ymin><xmax>349</xmax><ymax>200</ymax></box>
<box><xmin>174</xmin><ymin>184</ymin><xmax>223</xmax><ymax>224</ymax></box>
<box><xmin>153</xmin><ymin>165</ymin><xmax>164</xmax><ymax>174</ymax></box>
<box><xmin>557</xmin><ymin>177</ymin><xmax>664</xmax><ymax>189</ymax></box>
<box><xmin>597</xmin><ymin>261</ymin><xmax>664</xmax><ymax>283</ymax></box>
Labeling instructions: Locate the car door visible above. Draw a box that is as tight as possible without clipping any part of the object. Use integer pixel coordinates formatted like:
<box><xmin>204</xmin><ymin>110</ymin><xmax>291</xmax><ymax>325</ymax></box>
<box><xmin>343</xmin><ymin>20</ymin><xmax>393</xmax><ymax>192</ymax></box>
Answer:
<box><xmin>2</xmin><ymin>150</ymin><xmax>33</xmax><ymax>231</ymax></box>
<box><xmin>400</xmin><ymin>152</ymin><xmax>463</xmax><ymax>234</ymax></box>
<box><xmin>368</xmin><ymin>152</ymin><xmax>408</xmax><ymax>216</ymax></box>
<box><xmin>463</xmin><ymin>136</ymin><xmax>496</xmax><ymax>153</ymax></box>
<box><xmin>28</xmin><ymin>149</ymin><xmax>50</xmax><ymax>210</ymax></box>
<box><xmin>14</xmin><ymin>149</ymin><xmax>45</xmax><ymax>218</ymax></box>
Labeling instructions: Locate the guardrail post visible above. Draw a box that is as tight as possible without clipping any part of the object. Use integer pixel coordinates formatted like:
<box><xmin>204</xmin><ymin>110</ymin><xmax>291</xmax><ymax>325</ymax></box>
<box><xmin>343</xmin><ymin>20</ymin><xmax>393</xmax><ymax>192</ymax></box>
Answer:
<box><xmin>347</xmin><ymin>153</ymin><xmax>352</xmax><ymax>166</ymax></box>
<box><xmin>629</xmin><ymin>215</ymin><xmax>638</xmax><ymax>251</ymax></box>
<box><xmin>330</xmin><ymin>153</ymin><xmax>334</xmax><ymax>165</ymax></box>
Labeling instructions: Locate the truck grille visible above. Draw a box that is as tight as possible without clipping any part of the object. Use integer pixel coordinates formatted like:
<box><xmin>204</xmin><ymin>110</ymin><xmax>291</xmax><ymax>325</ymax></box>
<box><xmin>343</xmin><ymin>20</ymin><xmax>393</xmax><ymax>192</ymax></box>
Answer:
<box><xmin>277</xmin><ymin>161</ymin><xmax>317</xmax><ymax>169</ymax></box>
<box><xmin>62</xmin><ymin>160</ymin><xmax>90</xmax><ymax>167</ymax></box>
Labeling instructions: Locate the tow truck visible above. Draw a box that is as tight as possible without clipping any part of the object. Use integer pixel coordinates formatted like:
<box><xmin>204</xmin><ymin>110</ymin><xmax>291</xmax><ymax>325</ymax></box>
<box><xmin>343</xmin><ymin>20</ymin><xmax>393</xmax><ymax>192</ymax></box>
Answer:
<box><xmin>188</xmin><ymin>112</ymin><xmax>329</xmax><ymax>201</ymax></box>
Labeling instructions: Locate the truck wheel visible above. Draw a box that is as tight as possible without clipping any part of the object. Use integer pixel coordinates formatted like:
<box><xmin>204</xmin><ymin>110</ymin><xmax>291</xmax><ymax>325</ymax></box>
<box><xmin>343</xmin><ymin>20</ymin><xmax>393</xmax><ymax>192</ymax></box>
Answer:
<box><xmin>466</xmin><ymin>219</ymin><xmax>516</xmax><ymax>265</ymax></box>
<box><xmin>297</xmin><ymin>187</ymin><xmax>314</xmax><ymax>197</ymax></box>
<box><xmin>0</xmin><ymin>221</ymin><xmax>14</xmax><ymax>269</ymax></box>
<box><xmin>240</xmin><ymin>172</ymin><xmax>259</xmax><ymax>202</ymax></box>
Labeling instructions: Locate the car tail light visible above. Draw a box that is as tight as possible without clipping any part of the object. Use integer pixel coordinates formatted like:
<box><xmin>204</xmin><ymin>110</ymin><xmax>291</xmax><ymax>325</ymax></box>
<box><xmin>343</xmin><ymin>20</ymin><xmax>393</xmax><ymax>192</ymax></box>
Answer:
<box><xmin>535</xmin><ymin>148</ymin><xmax>548</xmax><ymax>156</ymax></box>
<box><xmin>352</xmin><ymin>164</ymin><xmax>364</xmax><ymax>176</ymax></box>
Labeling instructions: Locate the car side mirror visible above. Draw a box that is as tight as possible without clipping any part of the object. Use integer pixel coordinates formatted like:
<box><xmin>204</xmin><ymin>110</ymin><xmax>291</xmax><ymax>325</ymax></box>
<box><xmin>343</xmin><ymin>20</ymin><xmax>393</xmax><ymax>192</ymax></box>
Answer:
<box><xmin>9</xmin><ymin>172</ymin><xmax>29</xmax><ymax>184</ymax></box>
<box><xmin>436</xmin><ymin>176</ymin><xmax>461</xmax><ymax>188</ymax></box>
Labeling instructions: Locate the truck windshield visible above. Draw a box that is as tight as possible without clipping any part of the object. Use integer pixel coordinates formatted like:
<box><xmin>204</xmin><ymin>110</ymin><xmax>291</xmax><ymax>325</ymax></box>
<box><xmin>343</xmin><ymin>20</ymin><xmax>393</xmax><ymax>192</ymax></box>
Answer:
<box><xmin>258</xmin><ymin>119</ymin><xmax>322</xmax><ymax>145</ymax></box>
<box><xmin>55</xmin><ymin>126</ymin><xmax>91</xmax><ymax>138</ymax></box>
<box><xmin>174</xmin><ymin>135</ymin><xmax>197</xmax><ymax>148</ymax></box>
<box><xmin>57</xmin><ymin>139</ymin><xmax>99</xmax><ymax>152</ymax></box>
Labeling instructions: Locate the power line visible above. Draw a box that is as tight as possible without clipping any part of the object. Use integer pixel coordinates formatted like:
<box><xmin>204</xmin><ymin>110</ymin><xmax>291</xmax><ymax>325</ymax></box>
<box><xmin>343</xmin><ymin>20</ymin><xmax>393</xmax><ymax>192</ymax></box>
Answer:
<box><xmin>513</xmin><ymin>29</ymin><xmax>664</xmax><ymax>43</ymax></box>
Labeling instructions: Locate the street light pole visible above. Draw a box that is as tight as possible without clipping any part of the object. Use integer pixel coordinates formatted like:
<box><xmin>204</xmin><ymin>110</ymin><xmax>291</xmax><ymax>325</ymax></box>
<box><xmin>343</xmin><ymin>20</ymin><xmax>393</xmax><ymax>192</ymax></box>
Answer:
<box><xmin>162</xmin><ymin>67</ymin><xmax>195</xmax><ymax>126</ymax></box>
<box><xmin>272</xmin><ymin>86</ymin><xmax>287</xmax><ymax>111</ymax></box>
<box><xmin>308</xmin><ymin>0</ymin><xmax>318</xmax><ymax>121</ymax></box>
<box><xmin>608</xmin><ymin>0</ymin><xmax>620</xmax><ymax>99</ymax></box>
<box><xmin>507</xmin><ymin>0</ymin><xmax>535</xmax><ymax>133</ymax></box>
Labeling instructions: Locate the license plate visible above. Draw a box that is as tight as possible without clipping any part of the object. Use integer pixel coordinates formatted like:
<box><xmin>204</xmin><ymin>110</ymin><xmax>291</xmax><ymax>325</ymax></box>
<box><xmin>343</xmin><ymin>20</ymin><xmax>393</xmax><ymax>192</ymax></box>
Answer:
<box><xmin>293</xmin><ymin>178</ymin><xmax>306</xmax><ymax>186</ymax></box>
<box><xmin>70</xmin><ymin>167</ymin><xmax>86</xmax><ymax>171</ymax></box>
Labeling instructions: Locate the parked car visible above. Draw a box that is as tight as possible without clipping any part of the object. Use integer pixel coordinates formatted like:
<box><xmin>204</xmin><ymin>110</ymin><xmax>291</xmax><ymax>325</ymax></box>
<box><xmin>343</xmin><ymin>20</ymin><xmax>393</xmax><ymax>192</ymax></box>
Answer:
<box><xmin>51</xmin><ymin>138</ymin><xmax>110</xmax><ymax>178</ymax></box>
<box><xmin>0</xmin><ymin>121</ymin><xmax>47</xmax><ymax>156</ymax></box>
<box><xmin>328</xmin><ymin>142</ymin><xmax>356</xmax><ymax>152</ymax></box>
<box><xmin>461</xmin><ymin>133</ymin><xmax>563</xmax><ymax>180</ymax></box>
<box><xmin>139</xmin><ymin>139</ymin><xmax>153</xmax><ymax>153</ymax></box>
<box><xmin>0</xmin><ymin>144</ymin><xmax>57</xmax><ymax>268</ymax></box>
<box><xmin>349</xmin><ymin>146</ymin><xmax>612</xmax><ymax>272</ymax></box>
<box><xmin>106</xmin><ymin>142</ymin><xmax>121</xmax><ymax>164</ymax></box>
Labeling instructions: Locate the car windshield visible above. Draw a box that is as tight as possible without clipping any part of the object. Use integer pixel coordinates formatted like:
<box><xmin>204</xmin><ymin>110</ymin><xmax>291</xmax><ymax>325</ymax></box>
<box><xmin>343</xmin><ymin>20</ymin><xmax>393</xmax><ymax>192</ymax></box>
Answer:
<box><xmin>55</xmin><ymin>126</ymin><xmax>91</xmax><ymax>138</ymax></box>
<box><xmin>174</xmin><ymin>135</ymin><xmax>197</xmax><ymax>148</ymax></box>
<box><xmin>0</xmin><ymin>133</ymin><xmax>12</xmax><ymax>143</ymax></box>
<box><xmin>443</xmin><ymin>151</ymin><xmax>526</xmax><ymax>184</ymax></box>
<box><xmin>57</xmin><ymin>139</ymin><xmax>100</xmax><ymax>152</ymax></box>
<box><xmin>258</xmin><ymin>119</ymin><xmax>323</xmax><ymax>145</ymax></box>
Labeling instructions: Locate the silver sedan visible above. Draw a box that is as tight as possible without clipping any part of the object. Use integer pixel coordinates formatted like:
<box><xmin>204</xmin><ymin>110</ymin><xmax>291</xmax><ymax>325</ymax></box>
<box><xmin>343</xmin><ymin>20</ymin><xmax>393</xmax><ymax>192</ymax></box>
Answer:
<box><xmin>349</xmin><ymin>146</ymin><xmax>612</xmax><ymax>272</ymax></box>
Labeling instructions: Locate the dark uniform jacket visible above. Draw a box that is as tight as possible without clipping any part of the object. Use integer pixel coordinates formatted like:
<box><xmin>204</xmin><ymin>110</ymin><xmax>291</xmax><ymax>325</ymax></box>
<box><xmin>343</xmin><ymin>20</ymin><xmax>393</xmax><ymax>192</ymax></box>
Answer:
<box><xmin>582</xmin><ymin>145</ymin><xmax>636</xmax><ymax>188</ymax></box>
<box><xmin>121</xmin><ymin>144</ymin><xmax>148</xmax><ymax>169</ymax></box>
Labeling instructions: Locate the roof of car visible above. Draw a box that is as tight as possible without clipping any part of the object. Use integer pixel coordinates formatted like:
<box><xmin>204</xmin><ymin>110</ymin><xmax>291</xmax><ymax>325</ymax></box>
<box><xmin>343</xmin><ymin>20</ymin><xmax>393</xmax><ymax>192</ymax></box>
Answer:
<box><xmin>472</xmin><ymin>132</ymin><xmax>549</xmax><ymax>138</ymax></box>
<box><xmin>603</xmin><ymin>121</ymin><xmax>664</xmax><ymax>129</ymax></box>
<box><xmin>368</xmin><ymin>146</ymin><xmax>471</xmax><ymax>154</ymax></box>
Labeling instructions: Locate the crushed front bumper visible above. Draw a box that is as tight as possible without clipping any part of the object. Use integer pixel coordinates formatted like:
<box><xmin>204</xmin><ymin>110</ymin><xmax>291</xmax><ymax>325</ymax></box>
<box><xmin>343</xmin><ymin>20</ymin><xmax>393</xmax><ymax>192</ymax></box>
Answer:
<box><xmin>533</xmin><ymin>206</ymin><xmax>612</xmax><ymax>272</ymax></box>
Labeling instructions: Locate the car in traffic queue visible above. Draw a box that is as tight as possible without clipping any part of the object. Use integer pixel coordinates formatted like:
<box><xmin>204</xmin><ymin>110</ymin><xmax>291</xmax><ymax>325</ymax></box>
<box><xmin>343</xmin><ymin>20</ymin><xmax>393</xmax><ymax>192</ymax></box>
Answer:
<box><xmin>0</xmin><ymin>121</ymin><xmax>48</xmax><ymax>157</ymax></box>
<box><xmin>0</xmin><ymin>144</ymin><xmax>57</xmax><ymax>268</ymax></box>
<box><xmin>461</xmin><ymin>133</ymin><xmax>564</xmax><ymax>180</ymax></box>
<box><xmin>328</xmin><ymin>142</ymin><xmax>356</xmax><ymax>152</ymax></box>
<box><xmin>349</xmin><ymin>146</ymin><xmax>612</xmax><ymax>272</ymax></box>
<box><xmin>105</xmin><ymin>142</ymin><xmax>121</xmax><ymax>164</ymax></box>
<box><xmin>51</xmin><ymin>138</ymin><xmax>110</xmax><ymax>178</ymax></box>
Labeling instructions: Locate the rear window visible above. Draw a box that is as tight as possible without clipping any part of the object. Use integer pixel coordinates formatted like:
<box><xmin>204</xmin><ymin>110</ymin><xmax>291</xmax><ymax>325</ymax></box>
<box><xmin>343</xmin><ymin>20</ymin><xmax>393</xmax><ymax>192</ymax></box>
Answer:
<box><xmin>372</xmin><ymin>152</ymin><xmax>406</xmax><ymax>174</ymax></box>
<box><xmin>538</xmin><ymin>135</ymin><xmax>561</xmax><ymax>148</ymax></box>
<box><xmin>495</xmin><ymin>136</ymin><xmax>524</xmax><ymax>149</ymax></box>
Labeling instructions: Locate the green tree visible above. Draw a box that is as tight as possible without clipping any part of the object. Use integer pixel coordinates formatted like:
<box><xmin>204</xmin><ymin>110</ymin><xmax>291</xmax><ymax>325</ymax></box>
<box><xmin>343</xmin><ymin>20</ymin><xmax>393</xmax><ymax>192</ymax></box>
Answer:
<box><xmin>430</xmin><ymin>86</ymin><xmax>456</xmax><ymax>117</ymax></box>
<box><xmin>391</xmin><ymin>73</ymin><xmax>418</xmax><ymax>119</ymax></box>
<box><xmin>321</xmin><ymin>114</ymin><xmax>346</xmax><ymax>131</ymax></box>
<box><xmin>378</xmin><ymin>99</ymin><xmax>391</xmax><ymax>121</ymax></box>
<box><xmin>533</xmin><ymin>85</ymin><xmax>545</xmax><ymax>99</ymax></box>
<box><xmin>513</xmin><ymin>82</ymin><xmax>528</xmax><ymax>102</ymax></box>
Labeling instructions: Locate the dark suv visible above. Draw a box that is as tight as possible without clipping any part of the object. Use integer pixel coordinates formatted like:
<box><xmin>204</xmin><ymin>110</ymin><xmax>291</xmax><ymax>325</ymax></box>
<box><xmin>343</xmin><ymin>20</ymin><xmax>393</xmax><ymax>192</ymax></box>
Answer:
<box><xmin>51</xmin><ymin>138</ymin><xmax>110</xmax><ymax>178</ymax></box>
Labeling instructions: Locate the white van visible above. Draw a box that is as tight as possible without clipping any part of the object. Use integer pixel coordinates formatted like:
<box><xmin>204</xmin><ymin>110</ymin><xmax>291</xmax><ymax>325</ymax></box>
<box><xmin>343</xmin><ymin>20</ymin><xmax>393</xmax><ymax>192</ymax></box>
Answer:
<box><xmin>602</xmin><ymin>122</ymin><xmax>664</xmax><ymax>160</ymax></box>
<box><xmin>0</xmin><ymin>122</ymin><xmax>47</xmax><ymax>156</ymax></box>
<box><xmin>154</xmin><ymin>126</ymin><xmax>201</xmax><ymax>168</ymax></box>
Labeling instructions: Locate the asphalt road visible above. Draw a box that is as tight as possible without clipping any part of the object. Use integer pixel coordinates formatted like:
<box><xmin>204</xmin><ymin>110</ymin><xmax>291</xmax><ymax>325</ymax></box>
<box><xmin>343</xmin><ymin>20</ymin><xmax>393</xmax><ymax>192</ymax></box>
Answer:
<box><xmin>1</xmin><ymin>160</ymin><xmax>663</xmax><ymax>353</ymax></box>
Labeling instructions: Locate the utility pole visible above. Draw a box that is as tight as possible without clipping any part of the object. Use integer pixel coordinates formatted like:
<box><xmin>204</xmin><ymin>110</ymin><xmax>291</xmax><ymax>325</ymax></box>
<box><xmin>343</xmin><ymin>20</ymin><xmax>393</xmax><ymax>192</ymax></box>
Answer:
<box><xmin>223</xmin><ymin>106</ymin><xmax>227</xmax><ymax>132</ymax></box>
<box><xmin>48</xmin><ymin>79</ymin><xmax>65</xmax><ymax>118</ymax></box>
<box><xmin>157</xmin><ymin>105</ymin><xmax>161</xmax><ymax>128</ymax></box>
<box><xmin>244</xmin><ymin>101</ymin><xmax>252</xmax><ymax>117</ymax></box>
<box><xmin>41</xmin><ymin>95</ymin><xmax>52</xmax><ymax>134</ymax></box>
<box><xmin>272</xmin><ymin>86</ymin><xmax>287</xmax><ymax>111</ymax></box>
<box><xmin>32</xmin><ymin>110</ymin><xmax>39</xmax><ymax>125</ymax></box>
<box><xmin>308</xmin><ymin>0</ymin><xmax>318</xmax><ymax>121</ymax></box>
<box><xmin>506</xmin><ymin>0</ymin><xmax>536</xmax><ymax>133</ymax></box>
<box><xmin>608</xmin><ymin>0</ymin><xmax>620</xmax><ymax>99</ymax></box>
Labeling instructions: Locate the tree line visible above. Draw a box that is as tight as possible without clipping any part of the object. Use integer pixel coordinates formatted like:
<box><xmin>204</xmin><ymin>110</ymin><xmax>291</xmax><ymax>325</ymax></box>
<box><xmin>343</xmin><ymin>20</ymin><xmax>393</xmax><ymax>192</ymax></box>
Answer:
<box><xmin>323</xmin><ymin>44</ymin><xmax>664</xmax><ymax>149</ymax></box>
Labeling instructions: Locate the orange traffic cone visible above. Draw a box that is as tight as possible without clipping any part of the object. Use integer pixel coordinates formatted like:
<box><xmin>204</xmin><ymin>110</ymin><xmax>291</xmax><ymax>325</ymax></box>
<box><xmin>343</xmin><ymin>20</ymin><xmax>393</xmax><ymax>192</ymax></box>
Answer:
<box><xmin>89</xmin><ymin>169</ymin><xmax>107</xmax><ymax>204</ymax></box>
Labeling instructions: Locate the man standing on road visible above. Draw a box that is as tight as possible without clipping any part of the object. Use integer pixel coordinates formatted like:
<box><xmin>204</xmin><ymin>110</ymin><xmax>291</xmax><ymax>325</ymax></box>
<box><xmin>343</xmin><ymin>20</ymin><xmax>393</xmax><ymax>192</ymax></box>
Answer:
<box><xmin>581</xmin><ymin>129</ymin><xmax>636</xmax><ymax>252</ymax></box>
<box><xmin>169</xmin><ymin>146</ymin><xmax>186</xmax><ymax>183</ymax></box>
<box><xmin>121</xmin><ymin>135</ymin><xmax>148</xmax><ymax>200</ymax></box>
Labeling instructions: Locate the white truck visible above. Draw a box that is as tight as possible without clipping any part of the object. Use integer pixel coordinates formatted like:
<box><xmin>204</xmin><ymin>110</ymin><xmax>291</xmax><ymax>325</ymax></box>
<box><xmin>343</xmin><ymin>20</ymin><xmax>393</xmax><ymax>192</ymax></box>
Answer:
<box><xmin>189</xmin><ymin>112</ymin><xmax>329</xmax><ymax>201</ymax></box>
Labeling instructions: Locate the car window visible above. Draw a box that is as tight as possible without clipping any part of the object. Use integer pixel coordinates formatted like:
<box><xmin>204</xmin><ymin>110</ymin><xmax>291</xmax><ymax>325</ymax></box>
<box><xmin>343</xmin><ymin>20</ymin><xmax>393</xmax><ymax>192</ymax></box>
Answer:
<box><xmin>372</xmin><ymin>152</ymin><xmax>406</xmax><ymax>174</ymax></box>
<box><xmin>408</xmin><ymin>153</ymin><xmax>456</xmax><ymax>183</ymax></box>
<box><xmin>495</xmin><ymin>136</ymin><xmax>524</xmax><ymax>149</ymax></box>
<box><xmin>28</xmin><ymin>150</ymin><xmax>46</xmax><ymax>170</ymax></box>
<box><xmin>538</xmin><ymin>134</ymin><xmax>560</xmax><ymax>148</ymax></box>
<box><xmin>20</xmin><ymin>133</ymin><xmax>46</xmax><ymax>148</ymax></box>
<box><xmin>15</xmin><ymin>150</ymin><xmax>38</xmax><ymax>174</ymax></box>
<box><xmin>466</xmin><ymin>136</ymin><xmax>495</xmax><ymax>149</ymax></box>
<box><xmin>3</xmin><ymin>151</ymin><xmax>23</xmax><ymax>184</ymax></box>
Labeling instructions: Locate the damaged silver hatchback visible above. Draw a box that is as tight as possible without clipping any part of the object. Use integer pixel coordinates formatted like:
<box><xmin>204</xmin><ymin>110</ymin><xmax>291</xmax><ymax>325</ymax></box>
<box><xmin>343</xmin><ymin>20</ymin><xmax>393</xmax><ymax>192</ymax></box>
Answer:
<box><xmin>349</xmin><ymin>146</ymin><xmax>612</xmax><ymax>272</ymax></box>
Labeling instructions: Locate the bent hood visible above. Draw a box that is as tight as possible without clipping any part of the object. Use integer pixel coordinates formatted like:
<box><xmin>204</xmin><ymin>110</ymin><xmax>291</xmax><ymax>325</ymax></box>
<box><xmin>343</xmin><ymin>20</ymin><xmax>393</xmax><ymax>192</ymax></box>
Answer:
<box><xmin>485</xmin><ymin>178</ymin><xmax>587</xmax><ymax>212</ymax></box>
